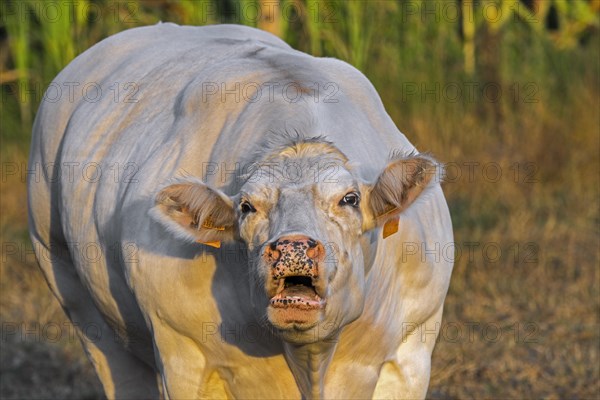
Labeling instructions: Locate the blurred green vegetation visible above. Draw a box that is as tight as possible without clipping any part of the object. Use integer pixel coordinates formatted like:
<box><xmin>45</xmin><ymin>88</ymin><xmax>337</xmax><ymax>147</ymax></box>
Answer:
<box><xmin>1</xmin><ymin>0</ymin><xmax>599</xmax><ymax>398</ymax></box>
<box><xmin>1</xmin><ymin>0</ymin><xmax>598</xmax><ymax>136</ymax></box>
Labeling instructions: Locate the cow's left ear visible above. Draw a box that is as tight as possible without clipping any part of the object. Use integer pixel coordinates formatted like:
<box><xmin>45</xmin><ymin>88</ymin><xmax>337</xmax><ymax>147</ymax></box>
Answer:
<box><xmin>149</xmin><ymin>178</ymin><xmax>238</xmax><ymax>247</ymax></box>
<box><xmin>361</xmin><ymin>153</ymin><xmax>440</xmax><ymax>237</ymax></box>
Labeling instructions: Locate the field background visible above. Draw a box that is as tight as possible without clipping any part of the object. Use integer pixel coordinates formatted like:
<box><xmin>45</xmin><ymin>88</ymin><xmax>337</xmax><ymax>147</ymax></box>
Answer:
<box><xmin>1</xmin><ymin>0</ymin><xmax>599</xmax><ymax>398</ymax></box>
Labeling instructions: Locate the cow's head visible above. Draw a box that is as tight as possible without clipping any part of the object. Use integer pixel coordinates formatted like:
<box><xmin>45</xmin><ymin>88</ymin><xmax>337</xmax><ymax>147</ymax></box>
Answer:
<box><xmin>151</xmin><ymin>139</ymin><xmax>439</xmax><ymax>344</ymax></box>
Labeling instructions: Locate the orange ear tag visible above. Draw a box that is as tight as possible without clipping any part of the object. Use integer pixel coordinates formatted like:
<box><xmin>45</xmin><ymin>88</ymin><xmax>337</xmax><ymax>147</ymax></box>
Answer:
<box><xmin>198</xmin><ymin>240</ymin><xmax>221</xmax><ymax>248</ymax></box>
<box><xmin>382</xmin><ymin>216</ymin><xmax>399</xmax><ymax>239</ymax></box>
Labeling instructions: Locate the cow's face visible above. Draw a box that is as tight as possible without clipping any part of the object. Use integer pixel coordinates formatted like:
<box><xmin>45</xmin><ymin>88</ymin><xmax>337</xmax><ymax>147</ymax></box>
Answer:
<box><xmin>152</xmin><ymin>141</ymin><xmax>438</xmax><ymax>344</ymax></box>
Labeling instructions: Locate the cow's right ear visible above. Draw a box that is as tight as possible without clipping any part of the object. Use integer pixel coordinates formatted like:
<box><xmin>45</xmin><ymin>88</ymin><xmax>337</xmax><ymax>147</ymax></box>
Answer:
<box><xmin>361</xmin><ymin>153</ymin><xmax>440</xmax><ymax>236</ymax></box>
<box><xmin>149</xmin><ymin>178</ymin><xmax>238</xmax><ymax>247</ymax></box>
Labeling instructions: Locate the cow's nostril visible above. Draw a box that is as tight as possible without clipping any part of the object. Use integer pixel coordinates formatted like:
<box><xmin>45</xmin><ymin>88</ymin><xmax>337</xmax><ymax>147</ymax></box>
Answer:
<box><xmin>306</xmin><ymin>242</ymin><xmax>323</xmax><ymax>260</ymax></box>
<box><xmin>265</xmin><ymin>242</ymin><xmax>281</xmax><ymax>262</ymax></box>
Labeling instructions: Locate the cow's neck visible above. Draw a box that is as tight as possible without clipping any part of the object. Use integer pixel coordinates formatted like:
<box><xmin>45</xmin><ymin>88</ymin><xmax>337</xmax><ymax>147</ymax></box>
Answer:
<box><xmin>283</xmin><ymin>338</ymin><xmax>338</xmax><ymax>399</ymax></box>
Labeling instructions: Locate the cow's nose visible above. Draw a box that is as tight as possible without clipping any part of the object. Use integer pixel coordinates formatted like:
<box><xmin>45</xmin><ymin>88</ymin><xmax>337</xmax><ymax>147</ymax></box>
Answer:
<box><xmin>263</xmin><ymin>235</ymin><xmax>325</xmax><ymax>264</ymax></box>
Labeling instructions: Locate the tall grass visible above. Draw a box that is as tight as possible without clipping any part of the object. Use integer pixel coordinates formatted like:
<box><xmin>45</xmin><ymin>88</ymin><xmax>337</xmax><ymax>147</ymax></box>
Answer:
<box><xmin>3</xmin><ymin>3</ymin><xmax>31</xmax><ymax>129</ymax></box>
<box><xmin>2</xmin><ymin>0</ymin><xmax>597</xmax><ymax>132</ymax></box>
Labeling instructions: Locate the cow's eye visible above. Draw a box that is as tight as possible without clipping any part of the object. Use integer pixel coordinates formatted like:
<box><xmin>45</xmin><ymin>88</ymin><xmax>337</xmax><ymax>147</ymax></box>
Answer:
<box><xmin>339</xmin><ymin>192</ymin><xmax>360</xmax><ymax>208</ymax></box>
<box><xmin>240</xmin><ymin>200</ymin><xmax>256</xmax><ymax>214</ymax></box>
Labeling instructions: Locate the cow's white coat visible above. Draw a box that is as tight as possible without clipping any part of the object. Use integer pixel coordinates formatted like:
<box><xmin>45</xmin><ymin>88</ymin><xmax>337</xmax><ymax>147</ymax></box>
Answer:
<box><xmin>28</xmin><ymin>23</ymin><xmax>454</xmax><ymax>399</ymax></box>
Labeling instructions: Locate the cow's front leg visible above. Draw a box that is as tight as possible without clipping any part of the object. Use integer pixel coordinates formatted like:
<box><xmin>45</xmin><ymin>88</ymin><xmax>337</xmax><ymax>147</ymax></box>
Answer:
<box><xmin>151</xmin><ymin>321</ymin><xmax>230</xmax><ymax>399</ymax></box>
<box><xmin>372</xmin><ymin>306</ymin><xmax>444</xmax><ymax>399</ymax></box>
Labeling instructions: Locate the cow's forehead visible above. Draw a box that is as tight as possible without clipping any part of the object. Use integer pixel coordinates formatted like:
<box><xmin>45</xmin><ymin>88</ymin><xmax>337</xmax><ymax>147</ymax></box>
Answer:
<box><xmin>240</xmin><ymin>162</ymin><xmax>356</xmax><ymax>198</ymax></box>
<box><xmin>240</xmin><ymin>141</ymin><xmax>357</xmax><ymax>199</ymax></box>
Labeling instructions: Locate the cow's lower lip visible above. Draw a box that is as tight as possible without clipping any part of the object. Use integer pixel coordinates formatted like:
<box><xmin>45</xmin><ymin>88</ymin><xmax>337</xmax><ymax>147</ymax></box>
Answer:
<box><xmin>269</xmin><ymin>277</ymin><xmax>325</xmax><ymax>309</ymax></box>
<box><xmin>269</xmin><ymin>293</ymin><xmax>325</xmax><ymax>309</ymax></box>
<box><xmin>267</xmin><ymin>298</ymin><xmax>324</xmax><ymax>332</ymax></box>
<box><xmin>267</xmin><ymin>277</ymin><xmax>326</xmax><ymax>330</ymax></box>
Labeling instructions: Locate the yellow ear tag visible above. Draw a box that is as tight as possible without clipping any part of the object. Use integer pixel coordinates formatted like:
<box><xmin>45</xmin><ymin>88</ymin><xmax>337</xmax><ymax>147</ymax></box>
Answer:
<box><xmin>382</xmin><ymin>216</ymin><xmax>399</xmax><ymax>239</ymax></box>
<box><xmin>197</xmin><ymin>217</ymin><xmax>224</xmax><ymax>248</ymax></box>
<box><xmin>201</xmin><ymin>217</ymin><xmax>225</xmax><ymax>231</ymax></box>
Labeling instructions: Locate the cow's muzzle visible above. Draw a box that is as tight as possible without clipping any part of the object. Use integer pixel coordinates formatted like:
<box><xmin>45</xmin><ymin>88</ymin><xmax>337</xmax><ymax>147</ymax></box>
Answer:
<box><xmin>264</xmin><ymin>235</ymin><xmax>326</xmax><ymax>312</ymax></box>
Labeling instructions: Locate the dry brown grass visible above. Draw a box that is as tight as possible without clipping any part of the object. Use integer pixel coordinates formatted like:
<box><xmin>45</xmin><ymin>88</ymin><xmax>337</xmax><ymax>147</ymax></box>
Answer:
<box><xmin>0</xmin><ymin>146</ymin><xmax>102</xmax><ymax>398</ymax></box>
<box><xmin>407</xmin><ymin>55</ymin><xmax>600</xmax><ymax>398</ymax></box>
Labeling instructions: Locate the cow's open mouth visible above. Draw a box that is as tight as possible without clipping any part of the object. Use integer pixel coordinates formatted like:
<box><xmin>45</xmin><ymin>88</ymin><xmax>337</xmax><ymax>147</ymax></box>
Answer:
<box><xmin>270</xmin><ymin>276</ymin><xmax>325</xmax><ymax>309</ymax></box>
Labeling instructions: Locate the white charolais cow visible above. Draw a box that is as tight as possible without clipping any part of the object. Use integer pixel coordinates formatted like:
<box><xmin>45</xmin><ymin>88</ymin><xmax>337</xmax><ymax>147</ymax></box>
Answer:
<box><xmin>28</xmin><ymin>23</ymin><xmax>453</xmax><ymax>399</ymax></box>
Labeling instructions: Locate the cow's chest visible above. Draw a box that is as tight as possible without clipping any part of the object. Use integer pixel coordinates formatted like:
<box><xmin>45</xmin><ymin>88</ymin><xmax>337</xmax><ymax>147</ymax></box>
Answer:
<box><xmin>134</xmin><ymin>249</ymin><xmax>396</xmax><ymax>397</ymax></box>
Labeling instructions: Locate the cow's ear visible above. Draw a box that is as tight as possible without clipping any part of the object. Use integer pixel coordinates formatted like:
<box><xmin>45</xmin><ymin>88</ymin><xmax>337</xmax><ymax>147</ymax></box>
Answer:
<box><xmin>362</xmin><ymin>153</ymin><xmax>439</xmax><ymax>237</ymax></box>
<box><xmin>150</xmin><ymin>178</ymin><xmax>238</xmax><ymax>247</ymax></box>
